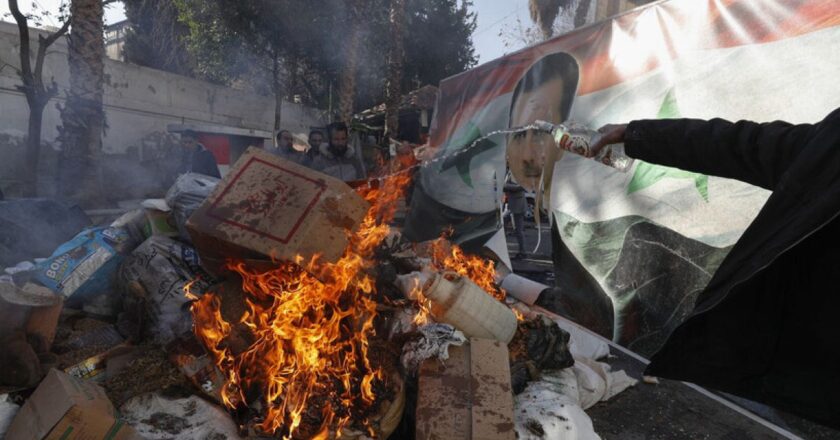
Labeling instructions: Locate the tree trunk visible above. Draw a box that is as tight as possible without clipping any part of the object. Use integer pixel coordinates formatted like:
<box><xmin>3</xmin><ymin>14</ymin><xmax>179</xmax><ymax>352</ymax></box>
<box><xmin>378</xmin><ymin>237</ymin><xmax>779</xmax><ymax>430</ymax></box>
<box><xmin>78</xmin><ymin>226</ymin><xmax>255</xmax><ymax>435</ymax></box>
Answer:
<box><xmin>272</xmin><ymin>54</ymin><xmax>283</xmax><ymax>146</ymax></box>
<box><xmin>22</xmin><ymin>98</ymin><xmax>47</xmax><ymax>196</ymax></box>
<box><xmin>10</xmin><ymin>0</ymin><xmax>70</xmax><ymax>197</ymax></box>
<box><xmin>573</xmin><ymin>0</ymin><xmax>591</xmax><ymax>29</ymax></box>
<box><xmin>339</xmin><ymin>0</ymin><xmax>364</xmax><ymax>124</ymax></box>
<box><xmin>58</xmin><ymin>0</ymin><xmax>105</xmax><ymax>206</ymax></box>
<box><xmin>384</xmin><ymin>0</ymin><xmax>405</xmax><ymax>141</ymax></box>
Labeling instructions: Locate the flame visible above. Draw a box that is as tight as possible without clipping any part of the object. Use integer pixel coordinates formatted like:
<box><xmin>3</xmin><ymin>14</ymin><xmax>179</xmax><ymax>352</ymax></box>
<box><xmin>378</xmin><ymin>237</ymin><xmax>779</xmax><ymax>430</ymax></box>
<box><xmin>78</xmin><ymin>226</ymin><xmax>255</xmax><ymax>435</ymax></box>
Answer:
<box><xmin>428</xmin><ymin>238</ymin><xmax>506</xmax><ymax>302</ymax></box>
<box><xmin>188</xmin><ymin>174</ymin><xmax>411</xmax><ymax>439</ymax></box>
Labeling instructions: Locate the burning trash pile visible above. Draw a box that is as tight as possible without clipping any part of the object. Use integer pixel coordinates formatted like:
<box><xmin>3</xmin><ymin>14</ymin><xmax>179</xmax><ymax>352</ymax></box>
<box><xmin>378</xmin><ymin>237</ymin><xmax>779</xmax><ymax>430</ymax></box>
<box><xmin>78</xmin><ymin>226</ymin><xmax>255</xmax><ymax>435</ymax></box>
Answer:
<box><xmin>0</xmin><ymin>147</ymin><xmax>634</xmax><ymax>440</ymax></box>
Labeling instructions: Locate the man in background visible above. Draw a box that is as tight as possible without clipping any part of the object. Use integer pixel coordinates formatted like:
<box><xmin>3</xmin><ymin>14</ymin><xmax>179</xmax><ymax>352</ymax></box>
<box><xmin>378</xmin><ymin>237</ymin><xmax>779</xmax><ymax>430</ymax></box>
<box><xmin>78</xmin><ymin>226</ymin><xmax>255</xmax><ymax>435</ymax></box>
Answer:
<box><xmin>177</xmin><ymin>130</ymin><xmax>220</xmax><ymax>178</ymax></box>
<box><xmin>312</xmin><ymin>122</ymin><xmax>365</xmax><ymax>181</ymax></box>
<box><xmin>307</xmin><ymin>129</ymin><xmax>325</xmax><ymax>162</ymax></box>
<box><xmin>270</xmin><ymin>129</ymin><xmax>310</xmax><ymax>166</ymax></box>
<box><xmin>504</xmin><ymin>175</ymin><xmax>527</xmax><ymax>259</ymax></box>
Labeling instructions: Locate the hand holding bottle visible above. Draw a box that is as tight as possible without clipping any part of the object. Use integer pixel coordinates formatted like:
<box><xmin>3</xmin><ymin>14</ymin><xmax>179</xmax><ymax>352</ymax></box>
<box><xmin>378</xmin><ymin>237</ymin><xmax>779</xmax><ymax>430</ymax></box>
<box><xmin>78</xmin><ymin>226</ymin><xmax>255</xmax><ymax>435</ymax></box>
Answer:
<box><xmin>589</xmin><ymin>124</ymin><xmax>628</xmax><ymax>158</ymax></box>
<box><xmin>532</xmin><ymin>120</ymin><xmax>635</xmax><ymax>172</ymax></box>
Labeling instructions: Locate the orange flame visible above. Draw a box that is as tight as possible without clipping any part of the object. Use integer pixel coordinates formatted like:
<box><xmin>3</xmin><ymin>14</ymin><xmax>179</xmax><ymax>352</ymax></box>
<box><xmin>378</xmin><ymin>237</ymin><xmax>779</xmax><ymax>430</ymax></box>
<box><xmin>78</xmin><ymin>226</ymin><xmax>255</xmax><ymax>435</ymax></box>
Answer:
<box><xmin>188</xmin><ymin>174</ymin><xmax>411</xmax><ymax>439</ymax></box>
<box><xmin>428</xmin><ymin>237</ymin><xmax>506</xmax><ymax>302</ymax></box>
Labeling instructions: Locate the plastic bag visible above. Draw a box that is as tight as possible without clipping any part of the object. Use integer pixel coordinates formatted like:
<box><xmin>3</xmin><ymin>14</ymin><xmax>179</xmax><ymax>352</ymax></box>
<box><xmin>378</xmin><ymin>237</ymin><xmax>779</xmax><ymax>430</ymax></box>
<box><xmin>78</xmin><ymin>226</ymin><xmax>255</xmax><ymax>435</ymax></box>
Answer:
<box><xmin>119</xmin><ymin>236</ymin><xmax>214</xmax><ymax>344</ymax></box>
<box><xmin>165</xmin><ymin>173</ymin><xmax>220</xmax><ymax>242</ymax></box>
<box><xmin>120</xmin><ymin>393</ymin><xmax>242</xmax><ymax>440</ymax></box>
<box><xmin>30</xmin><ymin>227</ymin><xmax>134</xmax><ymax>299</ymax></box>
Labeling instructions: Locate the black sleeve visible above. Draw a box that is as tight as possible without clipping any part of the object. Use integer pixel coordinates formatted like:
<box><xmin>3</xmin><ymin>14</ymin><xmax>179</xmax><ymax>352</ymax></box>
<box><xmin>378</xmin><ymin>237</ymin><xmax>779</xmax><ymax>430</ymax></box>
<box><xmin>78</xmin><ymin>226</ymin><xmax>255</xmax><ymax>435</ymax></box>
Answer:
<box><xmin>624</xmin><ymin>117</ymin><xmax>816</xmax><ymax>191</ymax></box>
<box><xmin>198</xmin><ymin>151</ymin><xmax>221</xmax><ymax>178</ymax></box>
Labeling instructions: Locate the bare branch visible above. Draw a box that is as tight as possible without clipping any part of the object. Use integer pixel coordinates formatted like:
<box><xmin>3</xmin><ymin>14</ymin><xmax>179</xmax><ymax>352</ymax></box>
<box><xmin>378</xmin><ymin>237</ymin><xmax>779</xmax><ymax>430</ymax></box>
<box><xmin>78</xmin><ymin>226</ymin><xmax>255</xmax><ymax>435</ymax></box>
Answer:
<box><xmin>9</xmin><ymin>0</ymin><xmax>34</xmax><ymax>82</ymax></box>
<box><xmin>34</xmin><ymin>16</ymin><xmax>71</xmax><ymax>83</ymax></box>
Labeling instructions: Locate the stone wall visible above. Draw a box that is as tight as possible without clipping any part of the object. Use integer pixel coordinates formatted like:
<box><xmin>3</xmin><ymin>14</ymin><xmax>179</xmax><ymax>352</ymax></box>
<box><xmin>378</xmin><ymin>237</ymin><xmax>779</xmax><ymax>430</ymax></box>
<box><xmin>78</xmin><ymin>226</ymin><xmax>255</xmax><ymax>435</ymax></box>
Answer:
<box><xmin>0</xmin><ymin>21</ymin><xmax>325</xmax><ymax>197</ymax></box>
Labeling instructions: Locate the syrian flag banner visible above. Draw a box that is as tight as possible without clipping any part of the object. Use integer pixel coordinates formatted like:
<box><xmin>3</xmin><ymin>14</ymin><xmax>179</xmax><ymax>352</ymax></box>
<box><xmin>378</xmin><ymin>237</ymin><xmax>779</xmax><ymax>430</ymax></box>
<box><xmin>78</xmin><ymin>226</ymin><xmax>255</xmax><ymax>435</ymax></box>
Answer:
<box><xmin>405</xmin><ymin>0</ymin><xmax>840</xmax><ymax>354</ymax></box>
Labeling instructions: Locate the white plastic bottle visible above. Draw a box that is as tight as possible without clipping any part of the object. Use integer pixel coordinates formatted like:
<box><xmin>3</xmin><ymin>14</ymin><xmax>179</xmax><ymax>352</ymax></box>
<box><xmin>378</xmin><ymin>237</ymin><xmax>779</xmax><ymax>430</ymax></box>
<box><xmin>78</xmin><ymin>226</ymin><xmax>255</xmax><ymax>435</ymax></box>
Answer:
<box><xmin>533</xmin><ymin>120</ymin><xmax>635</xmax><ymax>172</ymax></box>
<box><xmin>421</xmin><ymin>271</ymin><xmax>517</xmax><ymax>343</ymax></box>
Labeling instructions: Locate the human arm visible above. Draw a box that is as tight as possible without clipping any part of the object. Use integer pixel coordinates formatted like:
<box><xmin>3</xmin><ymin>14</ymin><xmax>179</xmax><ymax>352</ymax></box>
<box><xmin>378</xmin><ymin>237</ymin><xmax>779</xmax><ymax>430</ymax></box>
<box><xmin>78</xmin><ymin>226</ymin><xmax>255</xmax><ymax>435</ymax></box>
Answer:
<box><xmin>591</xmin><ymin>118</ymin><xmax>817</xmax><ymax>191</ymax></box>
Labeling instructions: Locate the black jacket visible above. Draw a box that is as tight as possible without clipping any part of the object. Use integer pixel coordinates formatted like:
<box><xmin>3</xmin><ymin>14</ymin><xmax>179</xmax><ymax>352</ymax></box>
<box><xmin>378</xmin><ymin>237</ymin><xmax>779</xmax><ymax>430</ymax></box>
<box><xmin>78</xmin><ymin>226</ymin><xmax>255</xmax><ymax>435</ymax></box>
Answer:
<box><xmin>179</xmin><ymin>144</ymin><xmax>221</xmax><ymax>178</ymax></box>
<box><xmin>626</xmin><ymin>107</ymin><xmax>840</xmax><ymax>427</ymax></box>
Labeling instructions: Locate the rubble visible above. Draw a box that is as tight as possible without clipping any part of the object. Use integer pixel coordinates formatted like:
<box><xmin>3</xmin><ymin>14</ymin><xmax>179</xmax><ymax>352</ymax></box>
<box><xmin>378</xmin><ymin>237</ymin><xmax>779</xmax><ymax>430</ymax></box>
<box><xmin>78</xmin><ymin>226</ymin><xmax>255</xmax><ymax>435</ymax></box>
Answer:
<box><xmin>105</xmin><ymin>346</ymin><xmax>189</xmax><ymax>407</ymax></box>
<box><xmin>0</xmin><ymin>152</ymin><xmax>637</xmax><ymax>440</ymax></box>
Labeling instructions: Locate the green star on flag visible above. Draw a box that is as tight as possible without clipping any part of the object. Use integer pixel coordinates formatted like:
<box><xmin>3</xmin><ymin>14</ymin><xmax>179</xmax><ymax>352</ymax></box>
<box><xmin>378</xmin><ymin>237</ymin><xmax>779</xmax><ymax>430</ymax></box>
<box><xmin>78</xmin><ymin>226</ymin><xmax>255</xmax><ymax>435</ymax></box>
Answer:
<box><xmin>627</xmin><ymin>89</ymin><xmax>709</xmax><ymax>201</ymax></box>
<box><xmin>440</xmin><ymin>122</ymin><xmax>499</xmax><ymax>188</ymax></box>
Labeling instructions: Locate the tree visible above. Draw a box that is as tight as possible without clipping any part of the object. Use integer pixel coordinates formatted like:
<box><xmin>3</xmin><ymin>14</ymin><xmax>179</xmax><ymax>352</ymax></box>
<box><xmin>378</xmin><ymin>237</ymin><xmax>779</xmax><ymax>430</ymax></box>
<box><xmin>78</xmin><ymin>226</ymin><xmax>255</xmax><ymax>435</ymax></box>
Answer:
<box><xmin>56</xmin><ymin>0</ymin><xmax>107</xmax><ymax>204</ymax></box>
<box><xmin>338</xmin><ymin>0</ymin><xmax>365</xmax><ymax>123</ymax></box>
<box><xmin>6</xmin><ymin>0</ymin><xmax>71</xmax><ymax>196</ymax></box>
<box><xmin>529</xmin><ymin>0</ymin><xmax>563</xmax><ymax>40</ymax></box>
<box><xmin>171</xmin><ymin>0</ymin><xmax>476</xmax><ymax>123</ymax></box>
<box><xmin>401</xmin><ymin>0</ymin><xmax>476</xmax><ymax>91</ymax></box>
<box><xmin>528</xmin><ymin>0</ymin><xmax>591</xmax><ymax>40</ymax></box>
<box><xmin>123</xmin><ymin>0</ymin><xmax>194</xmax><ymax>76</ymax></box>
<box><xmin>384</xmin><ymin>0</ymin><xmax>406</xmax><ymax>139</ymax></box>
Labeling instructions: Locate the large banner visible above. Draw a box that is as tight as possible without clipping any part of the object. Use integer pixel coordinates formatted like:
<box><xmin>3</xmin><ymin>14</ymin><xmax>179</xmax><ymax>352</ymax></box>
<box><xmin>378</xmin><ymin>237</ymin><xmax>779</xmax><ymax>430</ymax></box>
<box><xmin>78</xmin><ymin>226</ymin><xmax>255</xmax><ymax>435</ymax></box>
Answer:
<box><xmin>405</xmin><ymin>0</ymin><xmax>840</xmax><ymax>356</ymax></box>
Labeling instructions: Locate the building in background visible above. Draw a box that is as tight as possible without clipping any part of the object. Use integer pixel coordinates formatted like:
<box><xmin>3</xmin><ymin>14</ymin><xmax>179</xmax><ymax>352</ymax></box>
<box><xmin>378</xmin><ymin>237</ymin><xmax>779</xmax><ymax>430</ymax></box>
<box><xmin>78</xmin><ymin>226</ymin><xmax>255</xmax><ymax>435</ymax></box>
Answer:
<box><xmin>105</xmin><ymin>19</ymin><xmax>130</xmax><ymax>61</ymax></box>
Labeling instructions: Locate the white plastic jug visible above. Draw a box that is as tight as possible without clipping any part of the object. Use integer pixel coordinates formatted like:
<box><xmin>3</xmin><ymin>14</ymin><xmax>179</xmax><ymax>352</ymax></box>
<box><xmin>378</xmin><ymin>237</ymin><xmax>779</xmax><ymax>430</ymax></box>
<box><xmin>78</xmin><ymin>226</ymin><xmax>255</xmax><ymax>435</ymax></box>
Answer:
<box><xmin>422</xmin><ymin>271</ymin><xmax>517</xmax><ymax>343</ymax></box>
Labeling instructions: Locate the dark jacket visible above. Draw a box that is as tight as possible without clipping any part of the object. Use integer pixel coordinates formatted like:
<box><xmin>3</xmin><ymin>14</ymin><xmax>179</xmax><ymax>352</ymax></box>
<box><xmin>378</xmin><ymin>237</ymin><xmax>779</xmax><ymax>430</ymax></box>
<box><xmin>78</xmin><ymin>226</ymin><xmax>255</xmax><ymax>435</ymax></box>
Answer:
<box><xmin>504</xmin><ymin>181</ymin><xmax>526</xmax><ymax>214</ymax></box>
<box><xmin>626</xmin><ymin>107</ymin><xmax>840</xmax><ymax>428</ymax></box>
<box><xmin>312</xmin><ymin>143</ymin><xmax>364</xmax><ymax>181</ymax></box>
<box><xmin>179</xmin><ymin>144</ymin><xmax>221</xmax><ymax>178</ymax></box>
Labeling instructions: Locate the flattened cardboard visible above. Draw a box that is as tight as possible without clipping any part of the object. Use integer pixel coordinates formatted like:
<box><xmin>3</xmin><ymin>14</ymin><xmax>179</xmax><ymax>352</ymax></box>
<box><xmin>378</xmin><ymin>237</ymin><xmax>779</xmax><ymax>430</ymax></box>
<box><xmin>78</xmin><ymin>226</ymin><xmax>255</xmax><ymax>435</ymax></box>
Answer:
<box><xmin>187</xmin><ymin>147</ymin><xmax>369</xmax><ymax>270</ymax></box>
<box><xmin>5</xmin><ymin>369</ymin><xmax>142</xmax><ymax>440</ymax></box>
<box><xmin>416</xmin><ymin>338</ymin><xmax>515</xmax><ymax>440</ymax></box>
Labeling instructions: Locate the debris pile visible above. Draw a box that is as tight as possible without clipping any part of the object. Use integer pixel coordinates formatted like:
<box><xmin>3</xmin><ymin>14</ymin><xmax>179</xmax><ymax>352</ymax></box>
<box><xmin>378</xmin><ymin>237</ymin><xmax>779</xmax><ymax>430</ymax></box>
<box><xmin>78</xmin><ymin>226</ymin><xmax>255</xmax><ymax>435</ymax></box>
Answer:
<box><xmin>0</xmin><ymin>147</ymin><xmax>633</xmax><ymax>439</ymax></box>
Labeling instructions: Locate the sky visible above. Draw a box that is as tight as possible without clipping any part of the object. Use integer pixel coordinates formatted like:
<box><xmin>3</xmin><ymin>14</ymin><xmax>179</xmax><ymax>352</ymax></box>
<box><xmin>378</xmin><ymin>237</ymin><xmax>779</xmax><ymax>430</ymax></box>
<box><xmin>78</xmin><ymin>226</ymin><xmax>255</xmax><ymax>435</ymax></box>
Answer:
<box><xmin>1</xmin><ymin>0</ymin><xmax>533</xmax><ymax>64</ymax></box>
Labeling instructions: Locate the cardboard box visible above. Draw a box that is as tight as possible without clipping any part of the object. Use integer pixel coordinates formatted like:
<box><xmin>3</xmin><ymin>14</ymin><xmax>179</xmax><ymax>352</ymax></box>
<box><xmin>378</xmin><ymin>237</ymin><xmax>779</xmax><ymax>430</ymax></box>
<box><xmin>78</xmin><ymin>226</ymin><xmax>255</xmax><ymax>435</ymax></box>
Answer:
<box><xmin>5</xmin><ymin>369</ymin><xmax>143</xmax><ymax>440</ymax></box>
<box><xmin>416</xmin><ymin>338</ymin><xmax>516</xmax><ymax>440</ymax></box>
<box><xmin>186</xmin><ymin>147</ymin><xmax>369</xmax><ymax>270</ymax></box>
<box><xmin>25</xmin><ymin>296</ymin><xmax>64</xmax><ymax>353</ymax></box>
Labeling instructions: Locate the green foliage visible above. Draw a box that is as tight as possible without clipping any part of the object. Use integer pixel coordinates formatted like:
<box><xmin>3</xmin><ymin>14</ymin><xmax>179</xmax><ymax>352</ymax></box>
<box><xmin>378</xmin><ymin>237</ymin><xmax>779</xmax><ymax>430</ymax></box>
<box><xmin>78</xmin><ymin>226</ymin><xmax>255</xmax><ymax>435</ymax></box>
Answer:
<box><xmin>129</xmin><ymin>0</ymin><xmax>477</xmax><ymax>113</ymax></box>
<box><xmin>123</xmin><ymin>0</ymin><xmax>195</xmax><ymax>76</ymax></box>
<box><xmin>402</xmin><ymin>0</ymin><xmax>477</xmax><ymax>91</ymax></box>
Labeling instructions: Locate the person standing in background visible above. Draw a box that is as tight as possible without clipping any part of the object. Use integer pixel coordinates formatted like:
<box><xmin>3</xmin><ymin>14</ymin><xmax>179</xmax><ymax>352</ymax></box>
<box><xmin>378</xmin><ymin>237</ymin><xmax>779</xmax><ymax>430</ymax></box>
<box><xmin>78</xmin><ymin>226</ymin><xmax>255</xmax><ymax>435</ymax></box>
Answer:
<box><xmin>177</xmin><ymin>130</ymin><xmax>220</xmax><ymax>178</ymax></box>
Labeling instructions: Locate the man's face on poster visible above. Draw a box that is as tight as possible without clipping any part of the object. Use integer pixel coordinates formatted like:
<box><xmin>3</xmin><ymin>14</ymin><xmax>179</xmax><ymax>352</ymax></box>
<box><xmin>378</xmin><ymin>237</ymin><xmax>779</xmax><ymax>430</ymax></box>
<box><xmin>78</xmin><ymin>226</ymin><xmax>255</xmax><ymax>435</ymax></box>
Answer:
<box><xmin>507</xmin><ymin>73</ymin><xmax>574</xmax><ymax>191</ymax></box>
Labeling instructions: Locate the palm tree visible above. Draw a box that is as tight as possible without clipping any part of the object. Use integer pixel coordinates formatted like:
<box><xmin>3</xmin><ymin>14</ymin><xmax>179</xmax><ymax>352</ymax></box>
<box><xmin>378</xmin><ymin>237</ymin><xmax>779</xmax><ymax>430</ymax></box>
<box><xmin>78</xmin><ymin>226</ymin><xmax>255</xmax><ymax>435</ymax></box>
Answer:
<box><xmin>338</xmin><ymin>0</ymin><xmax>365</xmax><ymax>123</ymax></box>
<box><xmin>384</xmin><ymin>0</ymin><xmax>406</xmax><ymax>139</ymax></box>
<box><xmin>57</xmin><ymin>0</ymin><xmax>106</xmax><ymax>204</ymax></box>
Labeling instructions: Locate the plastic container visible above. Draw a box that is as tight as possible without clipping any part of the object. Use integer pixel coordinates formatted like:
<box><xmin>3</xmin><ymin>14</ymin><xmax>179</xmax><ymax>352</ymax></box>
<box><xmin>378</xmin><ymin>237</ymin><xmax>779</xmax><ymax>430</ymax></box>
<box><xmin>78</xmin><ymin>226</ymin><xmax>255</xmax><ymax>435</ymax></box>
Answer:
<box><xmin>422</xmin><ymin>271</ymin><xmax>517</xmax><ymax>343</ymax></box>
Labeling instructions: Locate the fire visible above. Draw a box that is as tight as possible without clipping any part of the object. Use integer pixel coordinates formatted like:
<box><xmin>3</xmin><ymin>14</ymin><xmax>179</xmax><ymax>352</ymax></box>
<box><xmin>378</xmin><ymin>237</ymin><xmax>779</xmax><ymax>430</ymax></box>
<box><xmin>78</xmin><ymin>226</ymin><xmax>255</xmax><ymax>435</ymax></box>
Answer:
<box><xmin>188</xmin><ymin>174</ymin><xmax>411</xmax><ymax>439</ymax></box>
<box><xmin>428</xmin><ymin>238</ymin><xmax>506</xmax><ymax>302</ymax></box>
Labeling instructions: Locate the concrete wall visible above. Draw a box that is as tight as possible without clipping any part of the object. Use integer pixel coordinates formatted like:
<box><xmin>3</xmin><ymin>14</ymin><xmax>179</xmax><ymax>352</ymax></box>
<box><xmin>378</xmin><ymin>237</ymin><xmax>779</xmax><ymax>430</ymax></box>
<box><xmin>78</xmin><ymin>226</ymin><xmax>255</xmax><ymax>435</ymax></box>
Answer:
<box><xmin>0</xmin><ymin>21</ymin><xmax>325</xmax><ymax>195</ymax></box>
